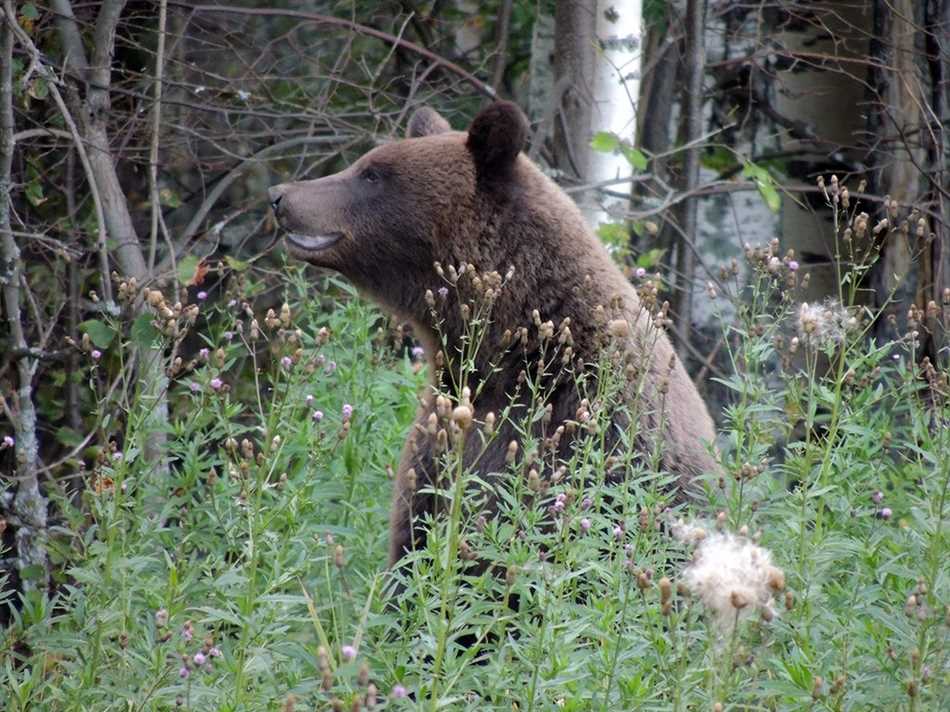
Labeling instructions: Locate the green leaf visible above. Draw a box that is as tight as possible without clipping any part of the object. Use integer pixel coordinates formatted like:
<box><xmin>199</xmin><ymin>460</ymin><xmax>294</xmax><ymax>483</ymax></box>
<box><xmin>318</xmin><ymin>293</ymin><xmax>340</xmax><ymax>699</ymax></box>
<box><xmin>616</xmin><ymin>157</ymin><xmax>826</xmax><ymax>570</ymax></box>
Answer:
<box><xmin>21</xmin><ymin>3</ymin><xmax>40</xmax><ymax>20</ymax></box>
<box><xmin>20</xmin><ymin>565</ymin><xmax>45</xmax><ymax>581</ymax></box>
<box><xmin>701</xmin><ymin>146</ymin><xmax>737</xmax><ymax>173</ymax></box>
<box><xmin>25</xmin><ymin>180</ymin><xmax>46</xmax><ymax>207</ymax></box>
<box><xmin>636</xmin><ymin>248</ymin><xmax>666</xmax><ymax>268</ymax></box>
<box><xmin>131</xmin><ymin>313</ymin><xmax>161</xmax><ymax>348</ymax></box>
<box><xmin>159</xmin><ymin>187</ymin><xmax>181</xmax><ymax>208</ymax></box>
<box><xmin>224</xmin><ymin>255</ymin><xmax>249</xmax><ymax>272</ymax></box>
<box><xmin>79</xmin><ymin>319</ymin><xmax>115</xmax><ymax>348</ymax></box>
<box><xmin>177</xmin><ymin>255</ymin><xmax>200</xmax><ymax>284</ymax></box>
<box><xmin>620</xmin><ymin>145</ymin><xmax>648</xmax><ymax>171</ymax></box>
<box><xmin>590</xmin><ymin>131</ymin><xmax>620</xmax><ymax>153</ymax></box>
<box><xmin>743</xmin><ymin>162</ymin><xmax>781</xmax><ymax>213</ymax></box>
<box><xmin>27</xmin><ymin>78</ymin><xmax>48</xmax><ymax>101</ymax></box>
<box><xmin>757</xmin><ymin>181</ymin><xmax>781</xmax><ymax>213</ymax></box>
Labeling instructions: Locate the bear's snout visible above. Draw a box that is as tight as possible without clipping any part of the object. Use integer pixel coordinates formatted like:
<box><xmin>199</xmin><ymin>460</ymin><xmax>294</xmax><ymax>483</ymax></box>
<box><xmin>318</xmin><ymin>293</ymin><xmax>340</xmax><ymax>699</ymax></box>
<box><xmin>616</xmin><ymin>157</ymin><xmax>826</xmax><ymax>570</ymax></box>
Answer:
<box><xmin>268</xmin><ymin>185</ymin><xmax>287</xmax><ymax>216</ymax></box>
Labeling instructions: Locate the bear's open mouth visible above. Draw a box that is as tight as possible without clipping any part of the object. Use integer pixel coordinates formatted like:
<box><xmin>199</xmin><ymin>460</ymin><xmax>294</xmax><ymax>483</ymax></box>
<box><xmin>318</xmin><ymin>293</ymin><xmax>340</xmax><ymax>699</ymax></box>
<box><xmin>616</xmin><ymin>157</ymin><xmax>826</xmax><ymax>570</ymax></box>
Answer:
<box><xmin>285</xmin><ymin>232</ymin><xmax>343</xmax><ymax>253</ymax></box>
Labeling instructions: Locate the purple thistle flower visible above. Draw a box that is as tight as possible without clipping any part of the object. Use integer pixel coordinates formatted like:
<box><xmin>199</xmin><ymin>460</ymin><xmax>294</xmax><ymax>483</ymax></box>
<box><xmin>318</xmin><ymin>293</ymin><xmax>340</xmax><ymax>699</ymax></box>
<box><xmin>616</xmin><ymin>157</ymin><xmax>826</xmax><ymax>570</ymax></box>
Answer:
<box><xmin>341</xmin><ymin>644</ymin><xmax>357</xmax><ymax>661</ymax></box>
<box><xmin>280</xmin><ymin>356</ymin><xmax>293</xmax><ymax>370</ymax></box>
<box><xmin>411</xmin><ymin>345</ymin><xmax>425</xmax><ymax>361</ymax></box>
<box><xmin>871</xmin><ymin>490</ymin><xmax>883</xmax><ymax>504</ymax></box>
<box><xmin>193</xmin><ymin>651</ymin><xmax>206</xmax><ymax>666</ymax></box>
<box><xmin>788</xmin><ymin>260</ymin><xmax>800</xmax><ymax>272</ymax></box>
<box><xmin>325</xmin><ymin>360</ymin><xmax>337</xmax><ymax>375</ymax></box>
<box><xmin>199</xmin><ymin>348</ymin><xmax>210</xmax><ymax>361</ymax></box>
<box><xmin>392</xmin><ymin>684</ymin><xmax>408</xmax><ymax>699</ymax></box>
<box><xmin>209</xmin><ymin>377</ymin><xmax>223</xmax><ymax>391</ymax></box>
<box><xmin>179</xmin><ymin>666</ymin><xmax>190</xmax><ymax>679</ymax></box>
<box><xmin>635</xmin><ymin>267</ymin><xmax>647</xmax><ymax>279</ymax></box>
<box><xmin>305</xmin><ymin>394</ymin><xmax>315</xmax><ymax>406</ymax></box>
<box><xmin>1</xmin><ymin>435</ymin><xmax>13</xmax><ymax>449</ymax></box>
<box><xmin>438</xmin><ymin>286</ymin><xmax>449</xmax><ymax>300</ymax></box>
<box><xmin>209</xmin><ymin>647</ymin><xmax>222</xmax><ymax>658</ymax></box>
<box><xmin>341</xmin><ymin>403</ymin><xmax>353</xmax><ymax>421</ymax></box>
<box><xmin>223</xmin><ymin>331</ymin><xmax>234</xmax><ymax>342</ymax></box>
<box><xmin>613</xmin><ymin>525</ymin><xmax>623</xmax><ymax>540</ymax></box>
<box><xmin>91</xmin><ymin>349</ymin><xmax>102</xmax><ymax>361</ymax></box>
<box><xmin>312</xmin><ymin>410</ymin><xmax>324</xmax><ymax>422</ymax></box>
<box><xmin>580</xmin><ymin>517</ymin><xmax>591</xmax><ymax>532</ymax></box>
<box><xmin>877</xmin><ymin>507</ymin><xmax>893</xmax><ymax>520</ymax></box>
<box><xmin>581</xmin><ymin>497</ymin><xmax>592</xmax><ymax>511</ymax></box>
<box><xmin>190</xmin><ymin>382</ymin><xmax>201</xmax><ymax>393</ymax></box>
<box><xmin>197</xmin><ymin>291</ymin><xmax>208</xmax><ymax>301</ymax></box>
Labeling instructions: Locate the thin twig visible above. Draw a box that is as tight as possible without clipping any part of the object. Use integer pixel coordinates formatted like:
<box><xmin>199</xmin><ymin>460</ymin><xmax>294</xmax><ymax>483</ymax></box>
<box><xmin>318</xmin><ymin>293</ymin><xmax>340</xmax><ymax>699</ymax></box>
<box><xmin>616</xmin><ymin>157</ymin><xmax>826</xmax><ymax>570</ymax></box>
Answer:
<box><xmin>147</xmin><ymin>0</ymin><xmax>168</xmax><ymax>272</ymax></box>
<box><xmin>0</xmin><ymin>0</ymin><xmax>48</xmax><ymax>592</ymax></box>
<box><xmin>175</xmin><ymin>3</ymin><xmax>496</xmax><ymax>99</ymax></box>
<box><xmin>2</xmin><ymin>4</ymin><xmax>114</xmax><ymax>307</ymax></box>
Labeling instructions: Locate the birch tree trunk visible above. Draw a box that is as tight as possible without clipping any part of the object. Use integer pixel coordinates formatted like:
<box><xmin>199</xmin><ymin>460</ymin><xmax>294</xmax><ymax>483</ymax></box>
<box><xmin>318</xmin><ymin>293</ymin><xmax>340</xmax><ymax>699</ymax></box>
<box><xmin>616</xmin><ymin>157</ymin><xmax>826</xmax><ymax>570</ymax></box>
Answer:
<box><xmin>587</xmin><ymin>1</ymin><xmax>642</xmax><ymax>227</ymax></box>
<box><xmin>554</xmin><ymin>1</ymin><xmax>642</xmax><ymax>227</ymax></box>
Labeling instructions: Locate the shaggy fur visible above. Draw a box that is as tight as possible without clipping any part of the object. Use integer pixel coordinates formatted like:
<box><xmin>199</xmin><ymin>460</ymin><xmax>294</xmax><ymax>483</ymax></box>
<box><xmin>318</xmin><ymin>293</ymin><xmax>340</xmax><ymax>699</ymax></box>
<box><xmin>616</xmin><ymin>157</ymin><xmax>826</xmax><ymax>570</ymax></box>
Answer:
<box><xmin>269</xmin><ymin>101</ymin><xmax>718</xmax><ymax>569</ymax></box>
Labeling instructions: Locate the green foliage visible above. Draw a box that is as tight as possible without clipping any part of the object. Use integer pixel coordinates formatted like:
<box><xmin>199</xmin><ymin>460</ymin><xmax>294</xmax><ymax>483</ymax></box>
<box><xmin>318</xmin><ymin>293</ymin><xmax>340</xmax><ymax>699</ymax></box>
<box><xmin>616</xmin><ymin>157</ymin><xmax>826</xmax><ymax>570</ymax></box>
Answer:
<box><xmin>1</xmin><ymin>235</ymin><xmax>948</xmax><ymax>711</ymax></box>
<box><xmin>590</xmin><ymin>131</ymin><xmax>648</xmax><ymax>171</ymax></box>
<box><xmin>743</xmin><ymin>161</ymin><xmax>781</xmax><ymax>213</ymax></box>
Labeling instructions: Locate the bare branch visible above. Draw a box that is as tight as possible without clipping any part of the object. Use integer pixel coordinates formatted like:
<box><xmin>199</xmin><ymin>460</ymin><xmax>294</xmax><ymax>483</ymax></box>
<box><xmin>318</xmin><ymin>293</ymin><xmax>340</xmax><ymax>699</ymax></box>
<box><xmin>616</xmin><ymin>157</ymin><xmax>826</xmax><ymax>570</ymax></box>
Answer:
<box><xmin>176</xmin><ymin>3</ymin><xmax>497</xmax><ymax>99</ymax></box>
<box><xmin>0</xmin><ymin>0</ymin><xmax>48</xmax><ymax>592</ymax></box>
<box><xmin>49</xmin><ymin>0</ymin><xmax>89</xmax><ymax>73</ymax></box>
<box><xmin>148</xmin><ymin>0</ymin><xmax>168</xmax><ymax>272</ymax></box>
<box><xmin>4</xmin><ymin>9</ymin><xmax>114</xmax><ymax>306</ymax></box>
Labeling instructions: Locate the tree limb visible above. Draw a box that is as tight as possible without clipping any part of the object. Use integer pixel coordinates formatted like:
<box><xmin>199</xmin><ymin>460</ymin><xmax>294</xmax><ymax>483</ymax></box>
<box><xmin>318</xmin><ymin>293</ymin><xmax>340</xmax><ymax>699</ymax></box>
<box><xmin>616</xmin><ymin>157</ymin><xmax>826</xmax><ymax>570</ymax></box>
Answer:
<box><xmin>675</xmin><ymin>0</ymin><xmax>706</xmax><ymax>351</ymax></box>
<box><xmin>0</xmin><ymin>0</ymin><xmax>48</xmax><ymax>592</ymax></box>
<box><xmin>175</xmin><ymin>3</ymin><xmax>496</xmax><ymax>99</ymax></box>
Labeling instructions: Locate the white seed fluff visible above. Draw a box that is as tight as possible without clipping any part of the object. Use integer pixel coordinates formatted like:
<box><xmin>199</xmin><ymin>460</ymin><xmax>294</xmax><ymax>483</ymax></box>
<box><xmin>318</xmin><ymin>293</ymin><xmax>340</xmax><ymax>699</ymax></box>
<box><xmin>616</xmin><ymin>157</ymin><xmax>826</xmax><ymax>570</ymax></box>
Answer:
<box><xmin>679</xmin><ymin>528</ymin><xmax>783</xmax><ymax>634</ymax></box>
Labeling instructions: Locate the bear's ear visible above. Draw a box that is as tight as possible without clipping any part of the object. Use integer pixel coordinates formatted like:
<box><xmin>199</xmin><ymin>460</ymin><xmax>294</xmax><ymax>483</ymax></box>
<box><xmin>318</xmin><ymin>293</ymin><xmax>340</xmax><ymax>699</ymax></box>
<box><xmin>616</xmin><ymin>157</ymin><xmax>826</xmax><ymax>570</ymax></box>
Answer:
<box><xmin>466</xmin><ymin>101</ymin><xmax>528</xmax><ymax>180</ymax></box>
<box><xmin>407</xmin><ymin>107</ymin><xmax>451</xmax><ymax>138</ymax></box>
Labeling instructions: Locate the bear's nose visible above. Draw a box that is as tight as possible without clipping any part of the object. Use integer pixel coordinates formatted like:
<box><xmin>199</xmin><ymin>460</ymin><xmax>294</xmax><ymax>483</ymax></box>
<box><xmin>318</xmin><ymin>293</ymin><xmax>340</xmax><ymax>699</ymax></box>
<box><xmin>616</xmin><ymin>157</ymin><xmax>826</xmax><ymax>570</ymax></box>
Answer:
<box><xmin>267</xmin><ymin>186</ymin><xmax>283</xmax><ymax>214</ymax></box>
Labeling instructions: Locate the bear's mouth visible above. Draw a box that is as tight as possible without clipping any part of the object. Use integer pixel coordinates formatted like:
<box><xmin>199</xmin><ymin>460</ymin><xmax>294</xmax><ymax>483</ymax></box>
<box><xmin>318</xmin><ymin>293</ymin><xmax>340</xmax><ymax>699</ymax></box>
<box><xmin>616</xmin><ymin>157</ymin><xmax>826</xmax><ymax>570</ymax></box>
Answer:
<box><xmin>284</xmin><ymin>232</ymin><xmax>344</xmax><ymax>253</ymax></box>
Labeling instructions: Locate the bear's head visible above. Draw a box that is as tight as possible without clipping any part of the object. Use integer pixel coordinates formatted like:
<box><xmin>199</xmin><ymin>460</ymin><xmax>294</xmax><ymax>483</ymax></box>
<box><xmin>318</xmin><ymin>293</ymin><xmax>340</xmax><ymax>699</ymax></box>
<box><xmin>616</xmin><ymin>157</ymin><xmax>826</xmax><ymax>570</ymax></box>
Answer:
<box><xmin>268</xmin><ymin>102</ymin><xmax>529</xmax><ymax>318</ymax></box>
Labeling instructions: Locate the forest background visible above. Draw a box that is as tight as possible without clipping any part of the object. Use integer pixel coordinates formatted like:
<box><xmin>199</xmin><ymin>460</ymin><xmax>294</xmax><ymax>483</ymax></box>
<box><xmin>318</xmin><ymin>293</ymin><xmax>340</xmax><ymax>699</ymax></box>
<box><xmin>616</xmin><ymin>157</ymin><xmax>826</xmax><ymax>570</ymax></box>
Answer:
<box><xmin>0</xmin><ymin>1</ymin><xmax>947</xmax><ymax>710</ymax></box>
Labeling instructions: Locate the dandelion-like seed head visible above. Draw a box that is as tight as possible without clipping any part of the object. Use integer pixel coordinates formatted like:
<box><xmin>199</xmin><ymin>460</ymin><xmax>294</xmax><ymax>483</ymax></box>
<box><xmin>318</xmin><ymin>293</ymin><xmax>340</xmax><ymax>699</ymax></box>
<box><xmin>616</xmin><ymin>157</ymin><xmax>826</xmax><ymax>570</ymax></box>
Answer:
<box><xmin>796</xmin><ymin>299</ymin><xmax>855</xmax><ymax>347</ymax></box>
<box><xmin>679</xmin><ymin>527</ymin><xmax>785</xmax><ymax>635</ymax></box>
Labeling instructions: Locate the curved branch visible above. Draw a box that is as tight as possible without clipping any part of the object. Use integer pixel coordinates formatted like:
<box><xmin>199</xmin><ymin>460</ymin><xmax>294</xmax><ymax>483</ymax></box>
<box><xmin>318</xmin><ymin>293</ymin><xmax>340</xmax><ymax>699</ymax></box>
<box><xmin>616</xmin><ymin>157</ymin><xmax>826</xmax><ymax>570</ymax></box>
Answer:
<box><xmin>179</xmin><ymin>135</ymin><xmax>353</xmax><ymax>245</ymax></box>
<box><xmin>174</xmin><ymin>3</ymin><xmax>497</xmax><ymax>99</ymax></box>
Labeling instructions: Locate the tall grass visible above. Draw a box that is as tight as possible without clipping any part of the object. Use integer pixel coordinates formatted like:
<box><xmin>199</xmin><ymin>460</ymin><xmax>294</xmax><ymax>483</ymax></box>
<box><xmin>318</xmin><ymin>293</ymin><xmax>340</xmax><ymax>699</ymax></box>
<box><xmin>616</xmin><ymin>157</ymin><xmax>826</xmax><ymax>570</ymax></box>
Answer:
<box><xmin>1</xmin><ymin>190</ymin><xmax>947</xmax><ymax>710</ymax></box>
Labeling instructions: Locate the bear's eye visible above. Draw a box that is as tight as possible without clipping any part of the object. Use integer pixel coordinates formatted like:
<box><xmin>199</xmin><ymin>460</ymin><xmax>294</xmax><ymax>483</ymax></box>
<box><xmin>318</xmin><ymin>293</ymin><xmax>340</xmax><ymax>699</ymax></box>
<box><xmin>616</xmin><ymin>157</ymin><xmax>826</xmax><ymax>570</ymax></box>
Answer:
<box><xmin>360</xmin><ymin>167</ymin><xmax>382</xmax><ymax>183</ymax></box>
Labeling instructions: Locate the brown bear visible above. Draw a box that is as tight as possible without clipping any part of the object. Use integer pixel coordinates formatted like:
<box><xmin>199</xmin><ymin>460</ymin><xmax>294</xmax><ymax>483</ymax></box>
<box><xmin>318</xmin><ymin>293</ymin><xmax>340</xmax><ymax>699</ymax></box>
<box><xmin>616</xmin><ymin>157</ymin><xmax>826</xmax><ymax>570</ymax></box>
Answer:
<box><xmin>269</xmin><ymin>101</ymin><xmax>717</xmax><ymax>569</ymax></box>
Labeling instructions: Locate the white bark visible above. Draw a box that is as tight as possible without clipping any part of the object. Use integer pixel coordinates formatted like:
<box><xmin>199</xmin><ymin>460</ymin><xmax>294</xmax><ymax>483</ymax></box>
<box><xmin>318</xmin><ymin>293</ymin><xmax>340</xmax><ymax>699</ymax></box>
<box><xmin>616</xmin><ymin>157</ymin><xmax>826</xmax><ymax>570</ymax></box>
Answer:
<box><xmin>586</xmin><ymin>1</ymin><xmax>642</xmax><ymax>226</ymax></box>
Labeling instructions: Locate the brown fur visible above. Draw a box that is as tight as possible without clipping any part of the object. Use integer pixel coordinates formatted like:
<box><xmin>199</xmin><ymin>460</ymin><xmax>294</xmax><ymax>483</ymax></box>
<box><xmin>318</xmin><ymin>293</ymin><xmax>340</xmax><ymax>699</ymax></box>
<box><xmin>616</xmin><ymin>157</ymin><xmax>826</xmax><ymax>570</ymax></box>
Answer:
<box><xmin>269</xmin><ymin>102</ymin><xmax>718</xmax><ymax>569</ymax></box>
